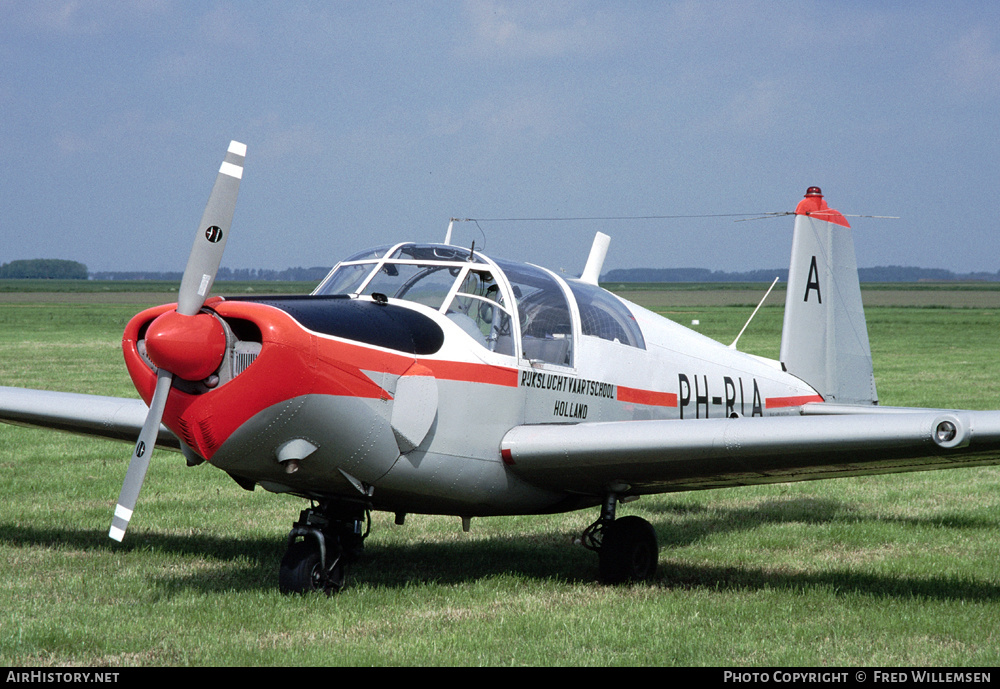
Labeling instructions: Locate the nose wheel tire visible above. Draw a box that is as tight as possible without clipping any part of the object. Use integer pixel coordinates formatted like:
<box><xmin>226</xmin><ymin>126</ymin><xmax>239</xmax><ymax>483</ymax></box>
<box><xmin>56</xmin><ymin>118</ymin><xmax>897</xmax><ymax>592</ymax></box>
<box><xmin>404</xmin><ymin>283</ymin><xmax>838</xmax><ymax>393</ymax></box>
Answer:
<box><xmin>278</xmin><ymin>541</ymin><xmax>346</xmax><ymax>595</ymax></box>
<box><xmin>278</xmin><ymin>502</ymin><xmax>367</xmax><ymax>594</ymax></box>
<box><xmin>597</xmin><ymin>515</ymin><xmax>659</xmax><ymax>585</ymax></box>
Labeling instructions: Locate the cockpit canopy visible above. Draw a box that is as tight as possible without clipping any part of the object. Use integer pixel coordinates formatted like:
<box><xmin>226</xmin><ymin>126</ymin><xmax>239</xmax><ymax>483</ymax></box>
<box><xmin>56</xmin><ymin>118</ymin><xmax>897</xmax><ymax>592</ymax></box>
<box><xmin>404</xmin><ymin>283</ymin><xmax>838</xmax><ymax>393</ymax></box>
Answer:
<box><xmin>314</xmin><ymin>243</ymin><xmax>644</xmax><ymax>365</ymax></box>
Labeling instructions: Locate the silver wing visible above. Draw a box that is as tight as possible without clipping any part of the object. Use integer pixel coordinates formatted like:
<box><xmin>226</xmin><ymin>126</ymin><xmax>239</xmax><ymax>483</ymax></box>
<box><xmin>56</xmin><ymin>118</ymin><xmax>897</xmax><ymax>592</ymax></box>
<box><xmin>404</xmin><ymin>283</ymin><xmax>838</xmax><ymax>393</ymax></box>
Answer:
<box><xmin>501</xmin><ymin>404</ymin><xmax>1000</xmax><ymax>495</ymax></box>
<box><xmin>0</xmin><ymin>386</ymin><xmax>179</xmax><ymax>450</ymax></box>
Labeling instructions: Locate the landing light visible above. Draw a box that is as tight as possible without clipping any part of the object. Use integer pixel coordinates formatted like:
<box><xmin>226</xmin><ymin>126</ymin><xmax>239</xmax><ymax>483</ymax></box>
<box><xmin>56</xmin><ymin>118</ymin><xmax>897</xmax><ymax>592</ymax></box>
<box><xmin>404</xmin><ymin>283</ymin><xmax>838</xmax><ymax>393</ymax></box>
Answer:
<box><xmin>935</xmin><ymin>420</ymin><xmax>957</xmax><ymax>444</ymax></box>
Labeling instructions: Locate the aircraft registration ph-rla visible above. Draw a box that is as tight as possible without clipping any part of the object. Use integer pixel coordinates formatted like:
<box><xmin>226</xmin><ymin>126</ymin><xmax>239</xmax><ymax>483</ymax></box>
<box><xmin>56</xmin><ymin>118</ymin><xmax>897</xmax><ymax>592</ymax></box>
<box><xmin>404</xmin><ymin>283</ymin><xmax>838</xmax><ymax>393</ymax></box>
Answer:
<box><xmin>3</xmin><ymin>141</ymin><xmax>1000</xmax><ymax>593</ymax></box>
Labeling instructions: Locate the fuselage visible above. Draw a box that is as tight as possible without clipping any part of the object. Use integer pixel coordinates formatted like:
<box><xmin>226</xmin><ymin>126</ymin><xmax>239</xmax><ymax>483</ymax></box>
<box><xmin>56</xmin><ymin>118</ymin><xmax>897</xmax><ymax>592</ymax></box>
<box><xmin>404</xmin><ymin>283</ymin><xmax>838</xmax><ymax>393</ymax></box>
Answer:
<box><xmin>123</xmin><ymin>243</ymin><xmax>822</xmax><ymax>517</ymax></box>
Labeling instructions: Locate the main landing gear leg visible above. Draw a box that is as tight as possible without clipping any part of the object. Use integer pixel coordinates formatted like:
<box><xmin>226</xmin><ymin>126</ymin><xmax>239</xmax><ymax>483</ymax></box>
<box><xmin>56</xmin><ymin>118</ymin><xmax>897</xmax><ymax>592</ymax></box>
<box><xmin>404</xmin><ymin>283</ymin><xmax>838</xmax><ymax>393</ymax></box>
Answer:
<box><xmin>581</xmin><ymin>492</ymin><xmax>659</xmax><ymax>585</ymax></box>
<box><xmin>278</xmin><ymin>501</ymin><xmax>369</xmax><ymax>595</ymax></box>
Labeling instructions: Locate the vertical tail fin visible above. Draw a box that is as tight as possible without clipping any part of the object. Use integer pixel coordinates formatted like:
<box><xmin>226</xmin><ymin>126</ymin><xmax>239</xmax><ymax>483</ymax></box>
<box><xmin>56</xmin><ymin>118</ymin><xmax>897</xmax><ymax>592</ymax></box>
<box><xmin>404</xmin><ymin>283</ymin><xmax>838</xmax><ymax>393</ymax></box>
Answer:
<box><xmin>779</xmin><ymin>187</ymin><xmax>878</xmax><ymax>406</ymax></box>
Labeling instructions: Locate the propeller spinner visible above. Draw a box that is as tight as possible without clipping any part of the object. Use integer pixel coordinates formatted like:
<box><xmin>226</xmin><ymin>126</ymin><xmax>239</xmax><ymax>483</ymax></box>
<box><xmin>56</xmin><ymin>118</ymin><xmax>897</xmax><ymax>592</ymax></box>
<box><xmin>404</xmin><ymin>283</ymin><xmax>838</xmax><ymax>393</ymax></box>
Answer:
<box><xmin>108</xmin><ymin>140</ymin><xmax>246</xmax><ymax>542</ymax></box>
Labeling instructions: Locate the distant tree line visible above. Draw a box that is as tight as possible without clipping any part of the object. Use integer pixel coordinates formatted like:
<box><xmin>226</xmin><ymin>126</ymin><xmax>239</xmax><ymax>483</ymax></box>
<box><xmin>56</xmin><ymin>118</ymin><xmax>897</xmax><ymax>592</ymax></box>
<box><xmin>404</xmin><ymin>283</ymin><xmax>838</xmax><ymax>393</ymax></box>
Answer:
<box><xmin>602</xmin><ymin>266</ymin><xmax>1000</xmax><ymax>283</ymax></box>
<box><xmin>6</xmin><ymin>259</ymin><xmax>995</xmax><ymax>283</ymax></box>
<box><xmin>0</xmin><ymin>259</ymin><xmax>88</xmax><ymax>279</ymax></box>
<box><xmin>89</xmin><ymin>266</ymin><xmax>333</xmax><ymax>282</ymax></box>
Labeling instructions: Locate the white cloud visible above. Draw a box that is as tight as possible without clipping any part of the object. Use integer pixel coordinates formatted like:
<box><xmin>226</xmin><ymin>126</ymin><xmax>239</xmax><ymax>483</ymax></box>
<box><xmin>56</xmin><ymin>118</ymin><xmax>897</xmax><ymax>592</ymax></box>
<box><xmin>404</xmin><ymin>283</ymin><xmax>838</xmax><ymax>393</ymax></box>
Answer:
<box><xmin>195</xmin><ymin>2</ymin><xmax>260</xmax><ymax>49</ymax></box>
<box><xmin>247</xmin><ymin>115</ymin><xmax>329</xmax><ymax>162</ymax></box>
<box><xmin>6</xmin><ymin>0</ymin><xmax>173</xmax><ymax>35</ymax></box>
<box><xmin>939</xmin><ymin>26</ymin><xmax>1000</xmax><ymax>98</ymax></box>
<box><xmin>460</xmin><ymin>0</ymin><xmax>616</xmax><ymax>60</ymax></box>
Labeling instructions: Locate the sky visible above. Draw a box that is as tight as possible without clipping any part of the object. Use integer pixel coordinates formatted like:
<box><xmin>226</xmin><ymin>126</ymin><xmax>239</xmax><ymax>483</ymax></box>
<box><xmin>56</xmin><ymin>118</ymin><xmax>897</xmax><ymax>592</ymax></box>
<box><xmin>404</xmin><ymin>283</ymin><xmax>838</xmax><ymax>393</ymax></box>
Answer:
<box><xmin>2</xmin><ymin>1</ymin><xmax>999</xmax><ymax>276</ymax></box>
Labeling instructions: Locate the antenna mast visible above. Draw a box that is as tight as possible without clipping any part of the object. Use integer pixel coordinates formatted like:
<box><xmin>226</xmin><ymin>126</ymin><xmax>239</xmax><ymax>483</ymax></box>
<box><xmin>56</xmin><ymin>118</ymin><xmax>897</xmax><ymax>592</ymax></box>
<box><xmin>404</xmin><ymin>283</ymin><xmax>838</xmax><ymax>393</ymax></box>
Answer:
<box><xmin>729</xmin><ymin>277</ymin><xmax>780</xmax><ymax>350</ymax></box>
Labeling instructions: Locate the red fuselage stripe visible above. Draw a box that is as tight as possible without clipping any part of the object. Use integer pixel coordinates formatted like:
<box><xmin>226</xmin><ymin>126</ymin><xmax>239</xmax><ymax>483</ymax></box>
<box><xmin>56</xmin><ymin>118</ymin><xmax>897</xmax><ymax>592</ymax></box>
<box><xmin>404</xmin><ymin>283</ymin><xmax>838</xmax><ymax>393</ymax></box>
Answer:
<box><xmin>420</xmin><ymin>360</ymin><xmax>519</xmax><ymax>387</ymax></box>
<box><xmin>765</xmin><ymin>394</ymin><xmax>824</xmax><ymax>409</ymax></box>
<box><xmin>617</xmin><ymin>385</ymin><xmax>679</xmax><ymax>407</ymax></box>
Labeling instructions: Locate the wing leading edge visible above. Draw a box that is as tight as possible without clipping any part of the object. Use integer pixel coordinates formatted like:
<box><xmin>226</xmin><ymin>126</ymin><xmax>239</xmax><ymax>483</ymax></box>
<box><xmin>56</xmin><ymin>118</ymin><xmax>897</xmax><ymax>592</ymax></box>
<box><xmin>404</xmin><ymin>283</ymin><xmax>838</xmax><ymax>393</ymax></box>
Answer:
<box><xmin>500</xmin><ymin>408</ymin><xmax>1000</xmax><ymax>495</ymax></box>
<box><xmin>0</xmin><ymin>386</ymin><xmax>180</xmax><ymax>450</ymax></box>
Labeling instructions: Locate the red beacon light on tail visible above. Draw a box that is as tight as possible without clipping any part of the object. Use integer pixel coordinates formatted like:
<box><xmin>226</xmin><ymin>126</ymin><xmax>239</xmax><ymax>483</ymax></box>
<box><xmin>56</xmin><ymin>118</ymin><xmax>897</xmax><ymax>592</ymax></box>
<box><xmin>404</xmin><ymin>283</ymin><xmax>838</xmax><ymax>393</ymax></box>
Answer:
<box><xmin>795</xmin><ymin>186</ymin><xmax>849</xmax><ymax>227</ymax></box>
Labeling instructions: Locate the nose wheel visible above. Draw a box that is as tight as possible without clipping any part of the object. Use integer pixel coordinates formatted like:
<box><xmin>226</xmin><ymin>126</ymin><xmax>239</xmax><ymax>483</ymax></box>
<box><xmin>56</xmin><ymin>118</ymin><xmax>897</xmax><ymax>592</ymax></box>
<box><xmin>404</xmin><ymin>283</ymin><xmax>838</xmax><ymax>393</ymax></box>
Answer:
<box><xmin>279</xmin><ymin>540</ymin><xmax>345</xmax><ymax>594</ymax></box>
<box><xmin>278</xmin><ymin>501</ymin><xmax>369</xmax><ymax>595</ymax></box>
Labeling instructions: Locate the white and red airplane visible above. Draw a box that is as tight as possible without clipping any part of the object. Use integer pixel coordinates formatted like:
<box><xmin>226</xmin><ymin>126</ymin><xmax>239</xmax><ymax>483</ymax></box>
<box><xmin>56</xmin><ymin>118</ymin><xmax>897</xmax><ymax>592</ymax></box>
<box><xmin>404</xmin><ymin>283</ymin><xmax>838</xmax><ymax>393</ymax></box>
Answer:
<box><xmin>3</xmin><ymin>141</ymin><xmax>1000</xmax><ymax>593</ymax></box>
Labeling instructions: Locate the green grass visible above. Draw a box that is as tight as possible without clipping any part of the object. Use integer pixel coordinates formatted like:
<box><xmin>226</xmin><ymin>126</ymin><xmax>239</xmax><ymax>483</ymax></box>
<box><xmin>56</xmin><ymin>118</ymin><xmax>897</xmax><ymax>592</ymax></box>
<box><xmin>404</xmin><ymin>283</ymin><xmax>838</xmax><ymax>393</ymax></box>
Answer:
<box><xmin>1</xmin><ymin>291</ymin><xmax>999</xmax><ymax>666</ymax></box>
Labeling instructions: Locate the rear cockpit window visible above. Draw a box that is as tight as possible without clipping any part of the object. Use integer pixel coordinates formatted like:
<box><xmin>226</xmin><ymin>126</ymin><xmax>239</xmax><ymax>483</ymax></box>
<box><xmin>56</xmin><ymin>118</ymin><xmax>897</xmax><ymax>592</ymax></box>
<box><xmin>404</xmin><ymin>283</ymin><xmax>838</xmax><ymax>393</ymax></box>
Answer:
<box><xmin>567</xmin><ymin>280</ymin><xmax>645</xmax><ymax>349</ymax></box>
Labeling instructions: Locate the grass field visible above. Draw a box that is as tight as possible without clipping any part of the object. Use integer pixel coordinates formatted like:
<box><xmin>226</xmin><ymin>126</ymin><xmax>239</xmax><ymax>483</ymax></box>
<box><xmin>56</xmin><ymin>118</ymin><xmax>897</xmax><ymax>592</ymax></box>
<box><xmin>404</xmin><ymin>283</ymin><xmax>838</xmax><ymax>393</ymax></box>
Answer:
<box><xmin>1</xmin><ymin>284</ymin><xmax>999</xmax><ymax>666</ymax></box>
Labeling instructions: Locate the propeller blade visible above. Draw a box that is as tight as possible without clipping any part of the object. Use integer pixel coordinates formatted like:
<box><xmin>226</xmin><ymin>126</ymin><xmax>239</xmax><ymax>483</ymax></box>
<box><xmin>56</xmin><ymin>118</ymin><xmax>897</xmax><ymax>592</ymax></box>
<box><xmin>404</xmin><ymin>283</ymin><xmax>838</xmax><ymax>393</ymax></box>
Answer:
<box><xmin>109</xmin><ymin>140</ymin><xmax>246</xmax><ymax>542</ymax></box>
<box><xmin>109</xmin><ymin>369</ymin><xmax>173</xmax><ymax>541</ymax></box>
<box><xmin>177</xmin><ymin>140</ymin><xmax>246</xmax><ymax>316</ymax></box>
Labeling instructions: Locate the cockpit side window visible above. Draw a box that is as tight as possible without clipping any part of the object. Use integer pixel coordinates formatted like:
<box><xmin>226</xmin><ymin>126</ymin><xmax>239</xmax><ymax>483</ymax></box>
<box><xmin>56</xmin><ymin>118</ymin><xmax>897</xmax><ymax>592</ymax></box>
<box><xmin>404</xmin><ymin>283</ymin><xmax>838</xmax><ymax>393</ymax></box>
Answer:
<box><xmin>567</xmin><ymin>280</ymin><xmax>646</xmax><ymax>349</ymax></box>
<box><xmin>495</xmin><ymin>260</ymin><xmax>573</xmax><ymax>366</ymax></box>
<box><xmin>443</xmin><ymin>270</ymin><xmax>514</xmax><ymax>356</ymax></box>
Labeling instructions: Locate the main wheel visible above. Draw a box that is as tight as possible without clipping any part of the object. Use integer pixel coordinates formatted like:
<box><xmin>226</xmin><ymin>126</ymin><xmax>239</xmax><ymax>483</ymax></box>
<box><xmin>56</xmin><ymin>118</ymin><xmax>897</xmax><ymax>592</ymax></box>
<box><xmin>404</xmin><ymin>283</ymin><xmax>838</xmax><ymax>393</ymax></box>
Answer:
<box><xmin>597</xmin><ymin>516</ymin><xmax>659</xmax><ymax>585</ymax></box>
<box><xmin>278</xmin><ymin>541</ymin><xmax>346</xmax><ymax>595</ymax></box>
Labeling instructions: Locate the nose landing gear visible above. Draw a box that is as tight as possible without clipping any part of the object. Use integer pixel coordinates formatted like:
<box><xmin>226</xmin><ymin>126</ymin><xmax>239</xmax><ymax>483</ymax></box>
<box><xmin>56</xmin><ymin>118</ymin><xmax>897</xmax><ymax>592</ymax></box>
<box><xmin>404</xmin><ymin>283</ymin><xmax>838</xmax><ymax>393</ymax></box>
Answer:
<box><xmin>278</xmin><ymin>501</ymin><xmax>369</xmax><ymax>595</ymax></box>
